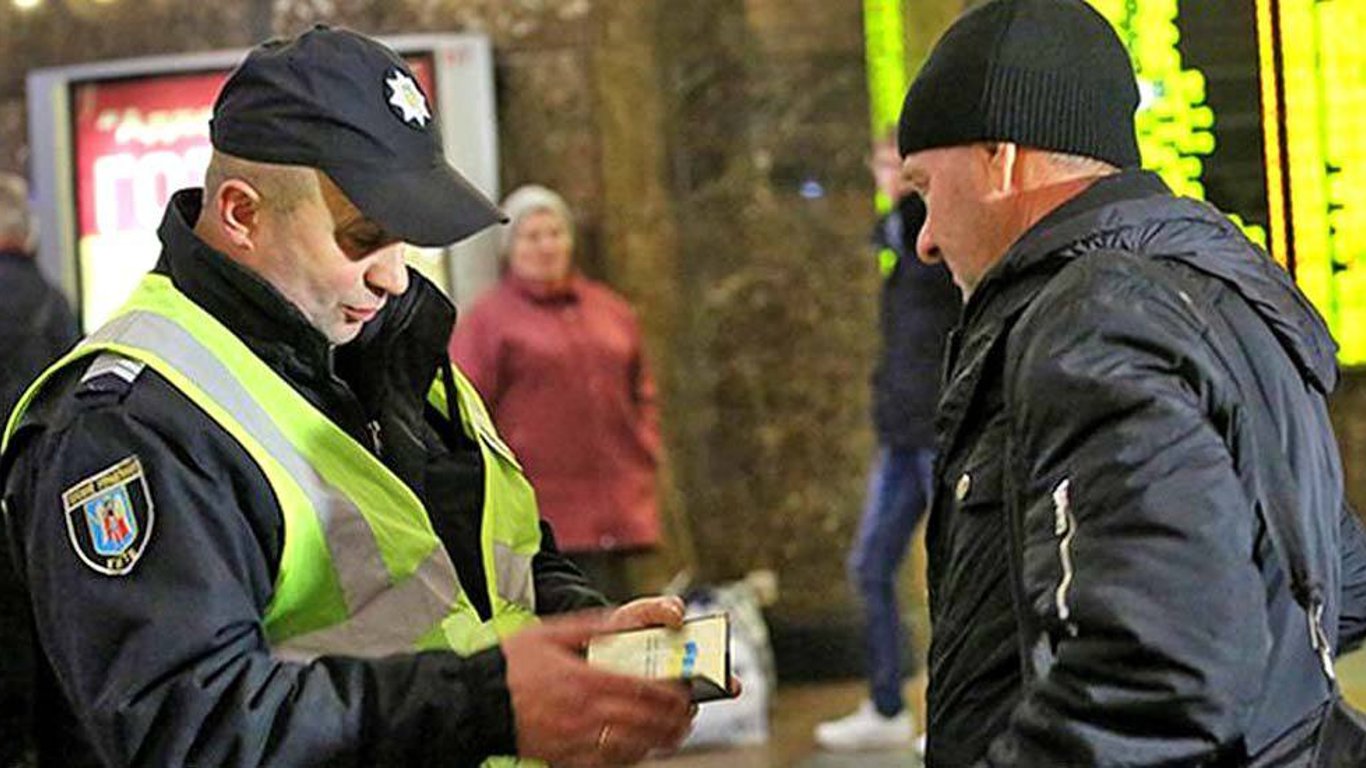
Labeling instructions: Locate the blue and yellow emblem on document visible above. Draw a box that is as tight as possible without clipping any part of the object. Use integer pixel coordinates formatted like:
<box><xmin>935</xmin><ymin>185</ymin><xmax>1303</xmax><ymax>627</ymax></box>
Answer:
<box><xmin>62</xmin><ymin>456</ymin><xmax>154</xmax><ymax>576</ymax></box>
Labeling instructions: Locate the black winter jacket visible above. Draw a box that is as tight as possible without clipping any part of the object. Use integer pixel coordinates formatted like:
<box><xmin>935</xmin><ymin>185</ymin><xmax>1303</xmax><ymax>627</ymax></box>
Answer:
<box><xmin>924</xmin><ymin>171</ymin><xmax>1366</xmax><ymax>767</ymax></box>
<box><xmin>871</xmin><ymin>194</ymin><xmax>960</xmax><ymax>448</ymax></box>
<box><xmin>0</xmin><ymin>249</ymin><xmax>78</xmax><ymax>768</ymax></box>
<box><xmin>0</xmin><ymin>250</ymin><xmax>78</xmax><ymax>426</ymax></box>
<box><xmin>0</xmin><ymin>191</ymin><xmax>607</xmax><ymax>767</ymax></box>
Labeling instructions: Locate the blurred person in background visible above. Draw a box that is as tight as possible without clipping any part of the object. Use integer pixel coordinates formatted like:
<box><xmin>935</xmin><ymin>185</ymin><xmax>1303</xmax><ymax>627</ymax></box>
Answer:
<box><xmin>451</xmin><ymin>184</ymin><xmax>662</xmax><ymax>603</ymax></box>
<box><xmin>814</xmin><ymin>136</ymin><xmax>958</xmax><ymax>753</ymax></box>
<box><xmin>0</xmin><ymin>172</ymin><xmax>79</xmax><ymax>426</ymax></box>
<box><xmin>0</xmin><ymin>171</ymin><xmax>78</xmax><ymax>768</ymax></box>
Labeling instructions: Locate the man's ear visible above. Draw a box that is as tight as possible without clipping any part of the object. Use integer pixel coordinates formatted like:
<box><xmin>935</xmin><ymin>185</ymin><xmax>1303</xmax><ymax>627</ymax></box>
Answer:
<box><xmin>985</xmin><ymin>141</ymin><xmax>1019</xmax><ymax>198</ymax></box>
<box><xmin>211</xmin><ymin>179</ymin><xmax>263</xmax><ymax>251</ymax></box>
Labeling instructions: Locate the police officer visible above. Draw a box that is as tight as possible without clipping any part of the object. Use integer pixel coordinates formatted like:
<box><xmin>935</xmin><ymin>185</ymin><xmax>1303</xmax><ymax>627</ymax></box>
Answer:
<box><xmin>0</xmin><ymin>27</ymin><xmax>691</xmax><ymax>767</ymax></box>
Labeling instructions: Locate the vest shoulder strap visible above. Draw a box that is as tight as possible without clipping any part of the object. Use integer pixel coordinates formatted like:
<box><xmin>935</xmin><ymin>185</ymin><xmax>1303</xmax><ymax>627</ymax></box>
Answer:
<box><xmin>80</xmin><ymin>352</ymin><xmax>146</xmax><ymax>386</ymax></box>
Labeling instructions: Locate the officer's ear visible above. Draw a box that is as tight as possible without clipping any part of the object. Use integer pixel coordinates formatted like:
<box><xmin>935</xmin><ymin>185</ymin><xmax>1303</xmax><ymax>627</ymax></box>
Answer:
<box><xmin>210</xmin><ymin>179</ymin><xmax>264</xmax><ymax>252</ymax></box>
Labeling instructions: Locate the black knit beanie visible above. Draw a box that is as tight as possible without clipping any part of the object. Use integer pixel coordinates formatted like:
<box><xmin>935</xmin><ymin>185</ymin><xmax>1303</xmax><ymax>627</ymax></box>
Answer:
<box><xmin>898</xmin><ymin>0</ymin><xmax>1140</xmax><ymax>168</ymax></box>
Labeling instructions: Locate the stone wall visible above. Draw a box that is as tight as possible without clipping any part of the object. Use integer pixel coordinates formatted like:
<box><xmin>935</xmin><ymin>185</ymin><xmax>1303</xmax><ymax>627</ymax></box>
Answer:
<box><xmin>652</xmin><ymin>0</ymin><xmax>881</xmax><ymax>623</ymax></box>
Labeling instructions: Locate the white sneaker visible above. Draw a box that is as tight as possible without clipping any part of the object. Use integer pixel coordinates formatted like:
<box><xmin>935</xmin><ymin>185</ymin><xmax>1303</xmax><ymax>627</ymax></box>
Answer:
<box><xmin>814</xmin><ymin>699</ymin><xmax>915</xmax><ymax>751</ymax></box>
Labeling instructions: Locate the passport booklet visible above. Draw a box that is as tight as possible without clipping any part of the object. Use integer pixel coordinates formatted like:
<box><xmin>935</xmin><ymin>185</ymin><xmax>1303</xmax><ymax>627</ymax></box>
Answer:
<box><xmin>586</xmin><ymin>612</ymin><xmax>733</xmax><ymax>703</ymax></box>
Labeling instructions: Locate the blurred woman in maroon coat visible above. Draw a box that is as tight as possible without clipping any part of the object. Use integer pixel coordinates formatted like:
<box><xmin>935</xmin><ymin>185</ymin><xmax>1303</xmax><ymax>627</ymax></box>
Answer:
<box><xmin>450</xmin><ymin>185</ymin><xmax>661</xmax><ymax>601</ymax></box>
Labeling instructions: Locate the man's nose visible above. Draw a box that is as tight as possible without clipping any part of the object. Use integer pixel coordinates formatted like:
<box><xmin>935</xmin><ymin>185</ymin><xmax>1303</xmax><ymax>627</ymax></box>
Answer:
<box><xmin>367</xmin><ymin>244</ymin><xmax>410</xmax><ymax>297</ymax></box>
<box><xmin>915</xmin><ymin>223</ymin><xmax>941</xmax><ymax>265</ymax></box>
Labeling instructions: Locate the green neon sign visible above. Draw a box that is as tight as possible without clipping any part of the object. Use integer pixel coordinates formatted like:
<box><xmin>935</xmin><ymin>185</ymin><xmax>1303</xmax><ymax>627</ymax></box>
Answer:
<box><xmin>1089</xmin><ymin>0</ymin><xmax>1267</xmax><ymax>249</ymax></box>
<box><xmin>1259</xmin><ymin>0</ymin><xmax>1366</xmax><ymax>365</ymax></box>
<box><xmin>863</xmin><ymin>0</ymin><xmax>907</xmax><ymax>216</ymax></box>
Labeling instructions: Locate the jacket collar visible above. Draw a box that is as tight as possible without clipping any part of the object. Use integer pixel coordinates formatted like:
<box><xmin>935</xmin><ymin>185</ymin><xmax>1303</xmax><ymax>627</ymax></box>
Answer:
<box><xmin>505</xmin><ymin>272</ymin><xmax>581</xmax><ymax>304</ymax></box>
<box><xmin>0</xmin><ymin>248</ymin><xmax>38</xmax><ymax>271</ymax></box>
<box><xmin>936</xmin><ymin>171</ymin><xmax>1196</xmax><ymax>461</ymax></box>
<box><xmin>155</xmin><ymin>189</ymin><xmax>456</xmax><ymax>413</ymax></box>
<box><xmin>963</xmin><ymin>170</ymin><xmax>1171</xmax><ymax>322</ymax></box>
<box><xmin>974</xmin><ymin>169</ymin><xmax>1336</xmax><ymax>392</ymax></box>
<box><xmin>935</xmin><ymin>168</ymin><xmax>1338</xmax><ymax>463</ymax></box>
<box><xmin>156</xmin><ymin>190</ymin><xmax>335</xmax><ymax>376</ymax></box>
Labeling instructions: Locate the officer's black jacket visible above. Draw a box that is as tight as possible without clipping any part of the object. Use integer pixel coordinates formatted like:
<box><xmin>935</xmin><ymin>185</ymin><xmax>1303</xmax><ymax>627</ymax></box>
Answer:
<box><xmin>922</xmin><ymin>170</ymin><xmax>1366</xmax><ymax>767</ymax></box>
<box><xmin>0</xmin><ymin>190</ymin><xmax>609</xmax><ymax>767</ymax></box>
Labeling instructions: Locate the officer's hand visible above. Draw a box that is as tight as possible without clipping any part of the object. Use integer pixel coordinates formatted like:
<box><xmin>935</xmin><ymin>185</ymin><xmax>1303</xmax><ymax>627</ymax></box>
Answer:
<box><xmin>604</xmin><ymin>595</ymin><xmax>686</xmax><ymax>634</ymax></box>
<box><xmin>503</xmin><ymin>611</ymin><xmax>693</xmax><ymax>767</ymax></box>
<box><xmin>609</xmin><ymin>598</ymin><xmax>742</xmax><ymax>699</ymax></box>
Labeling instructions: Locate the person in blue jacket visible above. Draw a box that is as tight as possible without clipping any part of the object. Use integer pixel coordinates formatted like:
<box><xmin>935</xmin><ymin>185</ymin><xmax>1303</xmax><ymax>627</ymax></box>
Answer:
<box><xmin>815</xmin><ymin>136</ymin><xmax>958</xmax><ymax>752</ymax></box>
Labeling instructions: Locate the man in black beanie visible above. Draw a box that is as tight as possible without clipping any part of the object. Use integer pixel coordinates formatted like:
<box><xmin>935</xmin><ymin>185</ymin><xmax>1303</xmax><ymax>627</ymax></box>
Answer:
<box><xmin>899</xmin><ymin>1</ymin><xmax>1366</xmax><ymax>765</ymax></box>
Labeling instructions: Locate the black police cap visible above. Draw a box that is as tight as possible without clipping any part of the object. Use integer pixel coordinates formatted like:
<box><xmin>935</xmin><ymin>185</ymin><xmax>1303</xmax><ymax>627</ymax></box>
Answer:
<box><xmin>210</xmin><ymin>25</ymin><xmax>506</xmax><ymax>247</ymax></box>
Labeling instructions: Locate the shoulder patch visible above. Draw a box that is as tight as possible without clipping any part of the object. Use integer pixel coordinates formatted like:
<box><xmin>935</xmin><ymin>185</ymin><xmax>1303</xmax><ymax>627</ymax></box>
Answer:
<box><xmin>62</xmin><ymin>456</ymin><xmax>154</xmax><ymax>576</ymax></box>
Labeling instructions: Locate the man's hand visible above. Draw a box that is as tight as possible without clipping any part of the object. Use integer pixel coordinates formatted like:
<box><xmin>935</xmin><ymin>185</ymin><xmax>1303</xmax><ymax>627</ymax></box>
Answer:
<box><xmin>503</xmin><ymin>610</ymin><xmax>693</xmax><ymax>767</ymax></box>
<box><xmin>604</xmin><ymin>596</ymin><xmax>686</xmax><ymax>634</ymax></box>
<box><xmin>607</xmin><ymin>596</ymin><xmax>744</xmax><ymax>699</ymax></box>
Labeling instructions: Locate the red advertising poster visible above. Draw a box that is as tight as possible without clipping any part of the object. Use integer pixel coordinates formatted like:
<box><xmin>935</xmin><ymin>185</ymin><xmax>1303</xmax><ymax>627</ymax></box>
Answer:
<box><xmin>71</xmin><ymin>56</ymin><xmax>436</xmax><ymax>328</ymax></box>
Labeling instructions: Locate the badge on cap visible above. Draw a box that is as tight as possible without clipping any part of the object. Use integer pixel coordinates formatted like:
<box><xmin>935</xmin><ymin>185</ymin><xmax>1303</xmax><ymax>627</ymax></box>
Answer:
<box><xmin>62</xmin><ymin>456</ymin><xmax>154</xmax><ymax>576</ymax></box>
<box><xmin>385</xmin><ymin>70</ymin><xmax>431</xmax><ymax>129</ymax></box>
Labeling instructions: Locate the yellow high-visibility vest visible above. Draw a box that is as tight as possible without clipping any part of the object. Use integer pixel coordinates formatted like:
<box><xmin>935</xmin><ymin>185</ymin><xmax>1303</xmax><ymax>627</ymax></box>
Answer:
<box><xmin>5</xmin><ymin>273</ymin><xmax>543</xmax><ymax>765</ymax></box>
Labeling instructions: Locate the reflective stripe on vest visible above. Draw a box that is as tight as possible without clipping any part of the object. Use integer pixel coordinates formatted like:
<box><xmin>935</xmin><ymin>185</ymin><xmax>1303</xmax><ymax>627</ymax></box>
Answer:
<box><xmin>5</xmin><ymin>274</ymin><xmax>540</xmax><ymax>663</ymax></box>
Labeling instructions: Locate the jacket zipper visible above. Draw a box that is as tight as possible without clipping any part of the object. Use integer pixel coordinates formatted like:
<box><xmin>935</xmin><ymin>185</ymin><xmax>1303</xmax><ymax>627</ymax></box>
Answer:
<box><xmin>324</xmin><ymin>346</ymin><xmax>383</xmax><ymax>457</ymax></box>
<box><xmin>1052</xmin><ymin>478</ymin><xmax>1079</xmax><ymax>636</ymax></box>
<box><xmin>367</xmin><ymin>420</ymin><xmax>384</xmax><ymax>455</ymax></box>
<box><xmin>1002</xmin><ymin>432</ymin><xmax>1035</xmax><ymax>680</ymax></box>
